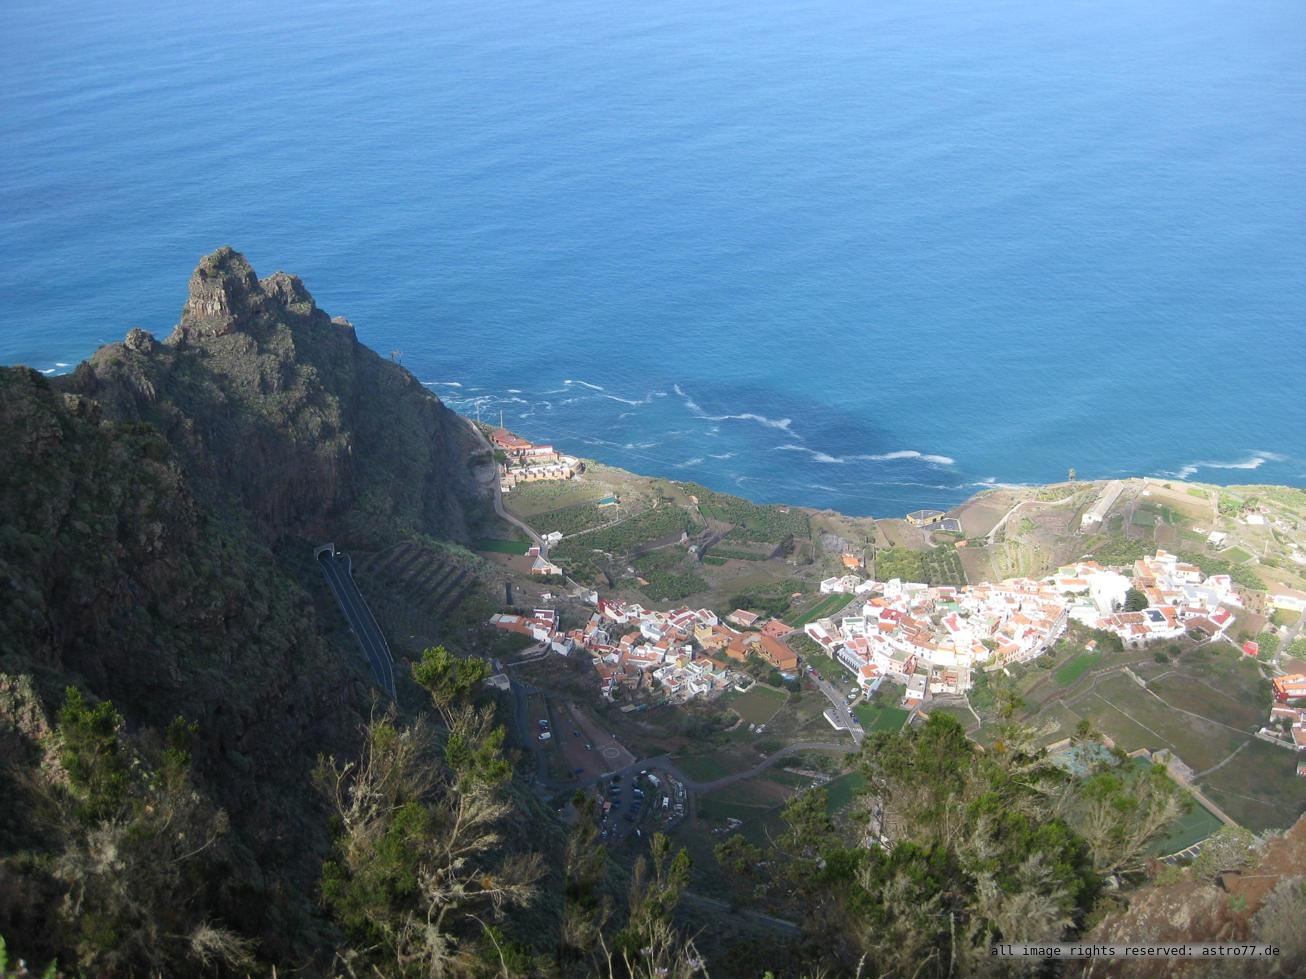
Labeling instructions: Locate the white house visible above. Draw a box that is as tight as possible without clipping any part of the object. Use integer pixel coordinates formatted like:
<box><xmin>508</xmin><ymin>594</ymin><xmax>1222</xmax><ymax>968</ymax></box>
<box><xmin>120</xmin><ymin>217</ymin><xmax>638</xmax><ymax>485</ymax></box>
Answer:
<box><xmin>1089</xmin><ymin>571</ymin><xmax>1131</xmax><ymax>615</ymax></box>
<box><xmin>1272</xmin><ymin>590</ymin><xmax>1306</xmax><ymax>614</ymax></box>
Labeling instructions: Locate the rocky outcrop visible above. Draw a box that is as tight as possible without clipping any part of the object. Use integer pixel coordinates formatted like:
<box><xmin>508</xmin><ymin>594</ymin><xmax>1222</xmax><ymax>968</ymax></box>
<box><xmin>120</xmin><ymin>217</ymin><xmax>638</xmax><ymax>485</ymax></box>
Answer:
<box><xmin>1089</xmin><ymin>818</ymin><xmax>1306</xmax><ymax>976</ymax></box>
<box><xmin>58</xmin><ymin>247</ymin><xmax>485</xmax><ymax>545</ymax></box>
<box><xmin>173</xmin><ymin>245</ymin><xmax>267</xmax><ymax>340</ymax></box>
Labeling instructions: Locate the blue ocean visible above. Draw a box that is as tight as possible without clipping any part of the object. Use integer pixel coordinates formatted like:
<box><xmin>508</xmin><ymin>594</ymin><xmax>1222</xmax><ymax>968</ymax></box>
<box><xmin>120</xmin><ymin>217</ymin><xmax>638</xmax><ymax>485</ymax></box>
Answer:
<box><xmin>3</xmin><ymin>0</ymin><xmax>1303</xmax><ymax>516</ymax></box>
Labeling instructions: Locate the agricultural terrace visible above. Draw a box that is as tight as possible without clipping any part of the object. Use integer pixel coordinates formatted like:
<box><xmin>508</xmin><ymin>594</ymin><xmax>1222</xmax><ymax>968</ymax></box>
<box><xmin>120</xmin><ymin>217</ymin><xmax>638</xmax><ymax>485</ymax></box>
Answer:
<box><xmin>630</xmin><ymin>547</ymin><xmax>709</xmax><ymax>602</ymax></box>
<box><xmin>472</xmin><ymin>538</ymin><xmax>529</xmax><ymax>555</ymax></box>
<box><xmin>682</xmin><ymin>482</ymin><xmax>811</xmax><ymax>544</ymax></box>
<box><xmin>551</xmin><ymin>504</ymin><xmax>703</xmax><ymax>580</ymax></box>
<box><xmin>707</xmin><ymin>546</ymin><xmax>773</xmax><ymax>561</ymax></box>
<box><xmin>976</xmin><ymin>636</ymin><xmax>1300</xmax><ymax>833</ymax></box>
<box><xmin>499</xmin><ymin>477</ymin><xmax>610</xmax><ymax>516</ymax></box>
<box><xmin>529</xmin><ymin>501</ymin><xmax>627</xmax><ymax>537</ymax></box>
<box><xmin>1054</xmin><ymin>651</ymin><xmax>1100</xmax><ymax>687</ymax></box>
<box><xmin>873</xmin><ymin>545</ymin><xmax>967</xmax><ymax>587</ymax></box>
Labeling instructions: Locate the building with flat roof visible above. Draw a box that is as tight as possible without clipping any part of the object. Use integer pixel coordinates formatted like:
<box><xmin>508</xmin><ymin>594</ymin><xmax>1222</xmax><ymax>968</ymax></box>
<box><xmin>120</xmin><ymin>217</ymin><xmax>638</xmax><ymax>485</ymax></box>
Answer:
<box><xmin>906</xmin><ymin>509</ymin><xmax>945</xmax><ymax>527</ymax></box>
<box><xmin>1082</xmin><ymin>480</ymin><xmax>1124</xmax><ymax>529</ymax></box>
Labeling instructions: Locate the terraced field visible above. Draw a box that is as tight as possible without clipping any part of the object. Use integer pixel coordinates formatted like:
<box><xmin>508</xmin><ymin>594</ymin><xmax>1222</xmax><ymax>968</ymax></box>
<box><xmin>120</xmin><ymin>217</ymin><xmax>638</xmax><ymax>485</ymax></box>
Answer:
<box><xmin>352</xmin><ymin>541</ymin><xmax>479</xmax><ymax>655</ymax></box>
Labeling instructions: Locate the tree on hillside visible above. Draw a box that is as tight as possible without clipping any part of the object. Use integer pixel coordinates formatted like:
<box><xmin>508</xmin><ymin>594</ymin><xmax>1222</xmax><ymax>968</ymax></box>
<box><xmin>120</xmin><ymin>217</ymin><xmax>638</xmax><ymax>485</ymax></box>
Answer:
<box><xmin>1256</xmin><ymin>631</ymin><xmax>1281</xmax><ymax>659</ymax></box>
<box><xmin>1250</xmin><ymin>877</ymin><xmax>1306</xmax><ymax>974</ymax></box>
<box><xmin>1057</xmin><ymin>764</ymin><xmax>1186</xmax><ymax>877</ymax></box>
<box><xmin>605</xmin><ymin>834</ymin><xmax>703</xmax><ymax>979</ymax></box>
<box><xmin>320</xmin><ymin>642</ymin><xmax>543</xmax><ymax>976</ymax></box>
<box><xmin>44</xmin><ymin>689</ymin><xmax>254</xmax><ymax>975</ymax></box>
<box><xmin>412</xmin><ymin>645</ymin><xmax>490</xmax><ymax>725</ymax></box>
<box><xmin>316</xmin><ymin>708</ymin><xmax>543</xmax><ymax>977</ymax></box>
<box><xmin>1191</xmin><ymin>826</ymin><xmax>1259</xmax><ymax>882</ymax></box>
<box><xmin>736</xmin><ymin>714</ymin><xmax>1096</xmax><ymax>976</ymax></box>
<box><xmin>558</xmin><ymin>796</ymin><xmax>612</xmax><ymax>971</ymax></box>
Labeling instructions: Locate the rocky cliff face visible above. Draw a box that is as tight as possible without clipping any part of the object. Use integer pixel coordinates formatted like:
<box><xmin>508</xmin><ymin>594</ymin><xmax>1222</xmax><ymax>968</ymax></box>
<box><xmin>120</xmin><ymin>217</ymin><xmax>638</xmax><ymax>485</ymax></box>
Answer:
<box><xmin>59</xmin><ymin>246</ymin><xmax>485</xmax><ymax>546</ymax></box>
<box><xmin>0</xmin><ymin>249</ymin><xmax>491</xmax><ymax>963</ymax></box>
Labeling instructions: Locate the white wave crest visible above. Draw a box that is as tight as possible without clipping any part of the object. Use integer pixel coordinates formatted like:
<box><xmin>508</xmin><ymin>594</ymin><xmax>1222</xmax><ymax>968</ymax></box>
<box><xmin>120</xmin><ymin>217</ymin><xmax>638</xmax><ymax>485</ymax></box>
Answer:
<box><xmin>1163</xmin><ymin>450</ymin><xmax>1287</xmax><ymax>480</ymax></box>
<box><xmin>673</xmin><ymin>384</ymin><xmax>795</xmax><ymax>434</ymax></box>
<box><xmin>868</xmin><ymin>450</ymin><xmax>956</xmax><ymax>465</ymax></box>
<box><xmin>775</xmin><ymin>445</ymin><xmax>955</xmax><ymax>466</ymax></box>
<box><xmin>564</xmin><ymin>379</ymin><xmax>606</xmax><ymax>392</ymax></box>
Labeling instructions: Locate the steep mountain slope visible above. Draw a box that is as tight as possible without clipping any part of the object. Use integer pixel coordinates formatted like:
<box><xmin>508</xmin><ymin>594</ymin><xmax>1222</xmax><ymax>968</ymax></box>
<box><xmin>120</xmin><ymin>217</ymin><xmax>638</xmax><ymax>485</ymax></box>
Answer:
<box><xmin>57</xmin><ymin>246</ymin><xmax>487</xmax><ymax>545</ymax></box>
<box><xmin>0</xmin><ymin>249</ymin><xmax>493</xmax><ymax>965</ymax></box>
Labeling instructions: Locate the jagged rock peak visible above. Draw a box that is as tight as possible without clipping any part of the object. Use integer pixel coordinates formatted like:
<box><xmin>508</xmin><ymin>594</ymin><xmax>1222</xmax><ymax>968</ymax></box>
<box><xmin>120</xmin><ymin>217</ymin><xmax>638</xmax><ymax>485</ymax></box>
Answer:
<box><xmin>169</xmin><ymin>247</ymin><xmax>350</xmax><ymax>344</ymax></box>
<box><xmin>124</xmin><ymin>327</ymin><xmax>157</xmax><ymax>352</ymax></box>
<box><xmin>260</xmin><ymin>270</ymin><xmax>317</xmax><ymax>314</ymax></box>
<box><xmin>174</xmin><ymin>246</ymin><xmax>265</xmax><ymax>341</ymax></box>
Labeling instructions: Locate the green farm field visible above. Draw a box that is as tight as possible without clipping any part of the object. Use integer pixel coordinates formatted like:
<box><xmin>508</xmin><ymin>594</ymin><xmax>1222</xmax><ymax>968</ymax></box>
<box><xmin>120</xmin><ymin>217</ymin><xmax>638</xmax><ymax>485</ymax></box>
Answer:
<box><xmin>1150</xmin><ymin>798</ymin><xmax>1224</xmax><ymax>855</ymax></box>
<box><xmin>1054</xmin><ymin>652</ymin><xmax>1100</xmax><ymax>687</ymax></box>
<box><xmin>728</xmin><ymin>685</ymin><xmax>788</xmax><ymax>725</ymax></box>
<box><xmin>1197</xmin><ymin>739</ymin><xmax>1306</xmax><ymax>833</ymax></box>
<box><xmin>791</xmin><ymin>592</ymin><xmax>855</xmax><ymax>627</ymax></box>
<box><xmin>853</xmin><ymin>704</ymin><xmax>910</xmax><ymax>733</ymax></box>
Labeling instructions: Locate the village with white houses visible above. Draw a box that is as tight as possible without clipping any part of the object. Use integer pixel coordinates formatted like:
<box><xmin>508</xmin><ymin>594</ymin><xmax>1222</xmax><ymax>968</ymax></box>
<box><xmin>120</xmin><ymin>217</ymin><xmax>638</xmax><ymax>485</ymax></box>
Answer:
<box><xmin>492</xmin><ymin>547</ymin><xmax>1253</xmax><ymax>717</ymax></box>
<box><xmin>473</xmin><ymin>425</ymin><xmax>1306</xmax><ymax>812</ymax></box>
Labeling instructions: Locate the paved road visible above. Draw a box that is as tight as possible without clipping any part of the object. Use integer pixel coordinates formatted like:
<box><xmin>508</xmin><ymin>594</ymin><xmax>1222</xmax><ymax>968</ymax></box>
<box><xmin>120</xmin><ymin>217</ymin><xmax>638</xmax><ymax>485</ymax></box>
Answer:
<box><xmin>507</xmin><ymin>674</ymin><xmax>550</xmax><ymax>784</ymax></box>
<box><xmin>664</xmin><ymin>742</ymin><xmax>854</xmax><ymax>792</ymax></box>
<box><xmin>461</xmin><ymin>418</ymin><xmax>544</xmax><ymax>551</ymax></box>
<box><xmin>318</xmin><ymin>549</ymin><xmax>396</xmax><ymax>697</ymax></box>
<box><xmin>808</xmin><ymin>669</ymin><xmax>865</xmax><ymax>743</ymax></box>
<box><xmin>462</xmin><ymin>416</ymin><xmax>595</xmax><ymax>598</ymax></box>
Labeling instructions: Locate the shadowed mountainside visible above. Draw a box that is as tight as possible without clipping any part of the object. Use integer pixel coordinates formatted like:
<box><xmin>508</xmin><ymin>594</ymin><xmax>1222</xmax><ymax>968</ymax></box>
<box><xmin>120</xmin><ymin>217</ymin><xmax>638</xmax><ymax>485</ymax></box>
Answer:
<box><xmin>57</xmin><ymin>246</ymin><xmax>486</xmax><ymax>545</ymax></box>
<box><xmin>0</xmin><ymin>248</ymin><xmax>493</xmax><ymax>965</ymax></box>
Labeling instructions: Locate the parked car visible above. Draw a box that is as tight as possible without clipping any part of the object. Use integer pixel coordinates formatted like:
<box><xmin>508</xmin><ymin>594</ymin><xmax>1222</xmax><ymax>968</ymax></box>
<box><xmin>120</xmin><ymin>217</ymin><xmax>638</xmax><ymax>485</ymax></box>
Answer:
<box><xmin>538</xmin><ymin>732</ymin><xmax>551</xmax><ymax>741</ymax></box>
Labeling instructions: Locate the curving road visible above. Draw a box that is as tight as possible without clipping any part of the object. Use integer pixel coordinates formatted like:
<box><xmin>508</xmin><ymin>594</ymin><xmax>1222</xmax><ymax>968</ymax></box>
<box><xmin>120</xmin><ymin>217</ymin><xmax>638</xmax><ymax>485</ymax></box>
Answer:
<box><xmin>461</xmin><ymin>417</ymin><xmax>544</xmax><ymax>550</ymax></box>
<box><xmin>318</xmin><ymin>548</ymin><xmax>396</xmax><ymax>698</ymax></box>
<box><xmin>808</xmin><ymin>670</ymin><xmax>865</xmax><ymax>743</ymax></box>
<box><xmin>569</xmin><ymin>742</ymin><xmax>855</xmax><ymax>796</ymax></box>
<box><xmin>462</xmin><ymin>416</ymin><xmax>595</xmax><ymax>596</ymax></box>
<box><xmin>660</xmin><ymin>741</ymin><xmax>854</xmax><ymax>792</ymax></box>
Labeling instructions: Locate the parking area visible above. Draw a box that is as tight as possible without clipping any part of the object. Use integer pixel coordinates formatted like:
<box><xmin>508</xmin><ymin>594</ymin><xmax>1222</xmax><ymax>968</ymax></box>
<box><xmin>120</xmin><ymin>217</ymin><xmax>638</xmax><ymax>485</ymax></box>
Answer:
<box><xmin>594</xmin><ymin>765</ymin><xmax>687</xmax><ymax>844</ymax></box>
